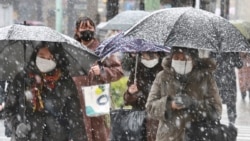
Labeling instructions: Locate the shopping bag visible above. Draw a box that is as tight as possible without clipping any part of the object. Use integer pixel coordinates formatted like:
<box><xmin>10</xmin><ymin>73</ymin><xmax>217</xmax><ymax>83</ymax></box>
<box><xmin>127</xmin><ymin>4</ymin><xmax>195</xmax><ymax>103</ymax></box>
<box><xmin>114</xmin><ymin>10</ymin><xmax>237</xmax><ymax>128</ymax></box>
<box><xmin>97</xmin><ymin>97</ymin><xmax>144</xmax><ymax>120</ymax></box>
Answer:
<box><xmin>110</xmin><ymin>108</ymin><xmax>147</xmax><ymax>141</ymax></box>
<box><xmin>81</xmin><ymin>83</ymin><xmax>110</xmax><ymax>117</ymax></box>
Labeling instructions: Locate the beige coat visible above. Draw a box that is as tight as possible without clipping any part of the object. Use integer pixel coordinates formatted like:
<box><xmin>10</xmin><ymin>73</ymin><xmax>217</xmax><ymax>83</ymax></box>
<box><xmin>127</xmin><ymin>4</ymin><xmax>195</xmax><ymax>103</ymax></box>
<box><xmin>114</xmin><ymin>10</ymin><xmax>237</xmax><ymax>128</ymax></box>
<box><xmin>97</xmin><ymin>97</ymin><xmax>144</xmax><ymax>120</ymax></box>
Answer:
<box><xmin>146</xmin><ymin>57</ymin><xmax>222</xmax><ymax>141</ymax></box>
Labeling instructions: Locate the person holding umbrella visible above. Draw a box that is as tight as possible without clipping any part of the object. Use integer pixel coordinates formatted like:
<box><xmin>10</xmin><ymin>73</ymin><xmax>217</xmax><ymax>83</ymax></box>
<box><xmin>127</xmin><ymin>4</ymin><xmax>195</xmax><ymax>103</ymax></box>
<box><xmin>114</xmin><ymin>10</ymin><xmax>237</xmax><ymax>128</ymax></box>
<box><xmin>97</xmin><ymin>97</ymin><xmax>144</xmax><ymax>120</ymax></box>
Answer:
<box><xmin>73</xmin><ymin>16</ymin><xmax>124</xmax><ymax>141</ymax></box>
<box><xmin>4</xmin><ymin>41</ymin><xmax>87</xmax><ymax>141</ymax></box>
<box><xmin>212</xmin><ymin>52</ymin><xmax>242</xmax><ymax>126</ymax></box>
<box><xmin>123</xmin><ymin>52</ymin><xmax>166</xmax><ymax>141</ymax></box>
<box><xmin>146</xmin><ymin>47</ymin><xmax>222</xmax><ymax>141</ymax></box>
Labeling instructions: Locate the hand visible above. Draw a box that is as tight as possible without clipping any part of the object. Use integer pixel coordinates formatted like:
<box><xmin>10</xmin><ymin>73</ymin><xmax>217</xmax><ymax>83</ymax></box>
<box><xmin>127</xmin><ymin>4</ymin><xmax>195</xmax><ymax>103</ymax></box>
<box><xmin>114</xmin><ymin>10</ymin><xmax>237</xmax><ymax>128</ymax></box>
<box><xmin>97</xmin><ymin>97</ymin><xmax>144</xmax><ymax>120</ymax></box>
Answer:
<box><xmin>16</xmin><ymin>123</ymin><xmax>31</xmax><ymax>138</ymax></box>
<box><xmin>90</xmin><ymin>65</ymin><xmax>101</xmax><ymax>75</ymax></box>
<box><xmin>0</xmin><ymin>102</ymin><xmax>4</xmax><ymax>111</ymax></box>
<box><xmin>128</xmin><ymin>84</ymin><xmax>138</xmax><ymax>94</ymax></box>
<box><xmin>171</xmin><ymin>101</ymin><xmax>184</xmax><ymax>110</ymax></box>
<box><xmin>173</xmin><ymin>94</ymin><xmax>196</xmax><ymax>109</ymax></box>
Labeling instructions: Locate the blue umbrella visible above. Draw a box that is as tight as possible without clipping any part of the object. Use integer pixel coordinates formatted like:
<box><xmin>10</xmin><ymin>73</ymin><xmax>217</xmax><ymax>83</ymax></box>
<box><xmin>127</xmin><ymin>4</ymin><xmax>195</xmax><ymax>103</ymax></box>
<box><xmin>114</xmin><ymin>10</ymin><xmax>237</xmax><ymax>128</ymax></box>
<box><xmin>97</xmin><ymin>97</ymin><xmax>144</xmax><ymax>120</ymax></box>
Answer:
<box><xmin>95</xmin><ymin>33</ymin><xmax>171</xmax><ymax>59</ymax></box>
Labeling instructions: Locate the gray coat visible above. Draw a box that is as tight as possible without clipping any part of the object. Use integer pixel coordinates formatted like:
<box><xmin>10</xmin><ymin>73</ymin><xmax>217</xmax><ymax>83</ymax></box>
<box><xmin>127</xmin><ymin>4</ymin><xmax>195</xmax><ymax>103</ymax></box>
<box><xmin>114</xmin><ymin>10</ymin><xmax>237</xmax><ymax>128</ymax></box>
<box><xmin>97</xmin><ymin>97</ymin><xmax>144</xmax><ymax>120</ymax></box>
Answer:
<box><xmin>146</xmin><ymin>57</ymin><xmax>222</xmax><ymax>141</ymax></box>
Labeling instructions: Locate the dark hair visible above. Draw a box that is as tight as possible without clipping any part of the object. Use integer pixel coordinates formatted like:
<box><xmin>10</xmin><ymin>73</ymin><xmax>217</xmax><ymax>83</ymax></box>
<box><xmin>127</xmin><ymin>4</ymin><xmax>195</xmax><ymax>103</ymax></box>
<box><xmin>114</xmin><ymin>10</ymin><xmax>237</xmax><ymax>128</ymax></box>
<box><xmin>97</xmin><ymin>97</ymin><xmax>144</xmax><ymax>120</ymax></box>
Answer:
<box><xmin>171</xmin><ymin>46</ymin><xmax>198</xmax><ymax>59</ymax></box>
<box><xmin>27</xmin><ymin>41</ymin><xmax>69</xmax><ymax>73</ymax></box>
<box><xmin>74</xmin><ymin>16</ymin><xmax>96</xmax><ymax>42</ymax></box>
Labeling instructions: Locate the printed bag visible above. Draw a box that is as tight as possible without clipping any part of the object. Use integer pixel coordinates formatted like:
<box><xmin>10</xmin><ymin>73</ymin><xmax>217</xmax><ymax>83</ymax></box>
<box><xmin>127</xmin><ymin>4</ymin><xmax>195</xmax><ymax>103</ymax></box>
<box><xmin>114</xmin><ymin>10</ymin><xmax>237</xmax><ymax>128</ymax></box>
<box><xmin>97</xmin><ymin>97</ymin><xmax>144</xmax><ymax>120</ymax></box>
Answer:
<box><xmin>81</xmin><ymin>83</ymin><xmax>110</xmax><ymax>117</ymax></box>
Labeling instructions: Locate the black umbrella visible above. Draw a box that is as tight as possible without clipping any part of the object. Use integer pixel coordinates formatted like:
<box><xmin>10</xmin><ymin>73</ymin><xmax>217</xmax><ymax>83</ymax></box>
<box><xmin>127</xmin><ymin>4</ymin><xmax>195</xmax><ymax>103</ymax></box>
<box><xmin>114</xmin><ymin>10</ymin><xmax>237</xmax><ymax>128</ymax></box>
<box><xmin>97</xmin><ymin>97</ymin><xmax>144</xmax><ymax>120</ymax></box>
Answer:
<box><xmin>124</xmin><ymin>7</ymin><xmax>250</xmax><ymax>52</ymax></box>
<box><xmin>0</xmin><ymin>24</ymin><xmax>99</xmax><ymax>81</ymax></box>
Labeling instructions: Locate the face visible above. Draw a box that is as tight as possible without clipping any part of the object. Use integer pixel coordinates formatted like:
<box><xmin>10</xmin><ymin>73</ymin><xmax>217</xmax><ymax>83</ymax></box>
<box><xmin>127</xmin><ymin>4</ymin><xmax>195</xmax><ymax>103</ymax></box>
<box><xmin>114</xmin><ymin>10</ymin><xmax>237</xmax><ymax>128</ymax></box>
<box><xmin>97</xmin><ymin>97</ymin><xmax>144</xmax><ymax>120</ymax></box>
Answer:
<box><xmin>37</xmin><ymin>47</ymin><xmax>54</xmax><ymax>60</ymax></box>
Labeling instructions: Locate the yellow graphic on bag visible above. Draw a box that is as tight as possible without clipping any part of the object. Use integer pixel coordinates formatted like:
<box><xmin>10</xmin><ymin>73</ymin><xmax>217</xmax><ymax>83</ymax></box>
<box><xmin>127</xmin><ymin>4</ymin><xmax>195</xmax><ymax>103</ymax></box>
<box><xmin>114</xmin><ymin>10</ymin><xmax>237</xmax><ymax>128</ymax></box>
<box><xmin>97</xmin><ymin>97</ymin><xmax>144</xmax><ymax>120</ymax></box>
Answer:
<box><xmin>95</xmin><ymin>85</ymin><xmax>105</xmax><ymax>95</ymax></box>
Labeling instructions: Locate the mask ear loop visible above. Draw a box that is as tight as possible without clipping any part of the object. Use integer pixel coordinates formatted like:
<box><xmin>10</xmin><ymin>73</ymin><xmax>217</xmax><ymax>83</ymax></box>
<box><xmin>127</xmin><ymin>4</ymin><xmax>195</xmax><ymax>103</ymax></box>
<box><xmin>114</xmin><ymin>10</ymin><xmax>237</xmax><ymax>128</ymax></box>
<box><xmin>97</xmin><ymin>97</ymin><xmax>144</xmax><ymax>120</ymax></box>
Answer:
<box><xmin>184</xmin><ymin>60</ymin><xmax>187</xmax><ymax>75</ymax></box>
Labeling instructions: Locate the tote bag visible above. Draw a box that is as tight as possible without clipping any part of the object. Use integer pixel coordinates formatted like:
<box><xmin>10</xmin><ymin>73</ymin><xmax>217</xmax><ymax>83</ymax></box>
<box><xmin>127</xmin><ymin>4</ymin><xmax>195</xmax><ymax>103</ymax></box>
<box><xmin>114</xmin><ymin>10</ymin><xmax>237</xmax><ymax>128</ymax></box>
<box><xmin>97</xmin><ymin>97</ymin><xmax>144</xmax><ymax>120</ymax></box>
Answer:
<box><xmin>81</xmin><ymin>83</ymin><xmax>110</xmax><ymax>117</ymax></box>
<box><xmin>110</xmin><ymin>108</ymin><xmax>147</xmax><ymax>141</ymax></box>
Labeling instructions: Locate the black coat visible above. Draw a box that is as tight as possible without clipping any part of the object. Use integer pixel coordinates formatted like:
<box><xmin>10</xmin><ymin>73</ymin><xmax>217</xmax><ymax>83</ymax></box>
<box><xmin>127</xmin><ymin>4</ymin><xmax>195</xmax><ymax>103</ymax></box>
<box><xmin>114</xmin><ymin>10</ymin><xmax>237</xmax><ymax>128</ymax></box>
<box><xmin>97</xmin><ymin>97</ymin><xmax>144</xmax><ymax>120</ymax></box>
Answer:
<box><xmin>213</xmin><ymin>52</ymin><xmax>243</xmax><ymax>103</ymax></box>
<box><xmin>123</xmin><ymin>59</ymin><xmax>163</xmax><ymax>110</ymax></box>
<box><xmin>4</xmin><ymin>70</ymin><xmax>87</xmax><ymax>141</ymax></box>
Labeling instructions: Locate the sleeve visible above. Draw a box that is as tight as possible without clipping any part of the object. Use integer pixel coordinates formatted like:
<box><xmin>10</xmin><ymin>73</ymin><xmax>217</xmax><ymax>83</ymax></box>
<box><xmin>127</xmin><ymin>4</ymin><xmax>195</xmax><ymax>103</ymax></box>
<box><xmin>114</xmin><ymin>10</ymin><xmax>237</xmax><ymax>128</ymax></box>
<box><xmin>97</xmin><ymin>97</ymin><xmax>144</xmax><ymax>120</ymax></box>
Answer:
<box><xmin>202</xmin><ymin>73</ymin><xmax>222</xmax><ymax>121</ymax></box>
<box><xmin>65</xmin><ymin>77</ymin><xmax>88</xmax><ymax>141</ymax></box>
<box><xmin>90</xmin><ymin>54</ymin><xmax>124</xmax><ymax>84</ymax></box>
<box><xmin>234</xmin><ymin>53</ymin><xmax>243</xmax><ymax>69</ymax></box>
<box><xmin>123</xmin><ymin>68</ymin><xmax>140</xmax><ymax>106</ymax></box>
<box><xmin>4</xmin><ymin>73</ymin><xmax>25</xmax><ymax>133</ymax></box>
<box><xmin>145</xmin><ymin>72</ymin><xmax>170</xmax><ymax>122</ymax></box>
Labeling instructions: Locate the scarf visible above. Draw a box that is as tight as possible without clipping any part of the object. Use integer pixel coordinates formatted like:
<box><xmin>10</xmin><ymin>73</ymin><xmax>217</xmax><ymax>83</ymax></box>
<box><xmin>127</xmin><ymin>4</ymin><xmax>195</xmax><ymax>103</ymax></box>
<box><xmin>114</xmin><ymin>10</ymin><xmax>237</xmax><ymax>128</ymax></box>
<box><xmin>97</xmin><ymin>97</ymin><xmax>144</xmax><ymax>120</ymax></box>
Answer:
<box><xmin>28</xmin><ymin>69</ymin><xmax>61</xmax><ymax>112</ymax></box>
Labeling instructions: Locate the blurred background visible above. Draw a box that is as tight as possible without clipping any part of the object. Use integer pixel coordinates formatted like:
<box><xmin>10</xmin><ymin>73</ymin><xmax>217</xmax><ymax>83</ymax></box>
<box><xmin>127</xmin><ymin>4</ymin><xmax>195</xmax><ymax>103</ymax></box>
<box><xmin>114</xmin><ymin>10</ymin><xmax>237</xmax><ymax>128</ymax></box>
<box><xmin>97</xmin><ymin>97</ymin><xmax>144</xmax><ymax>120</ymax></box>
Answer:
<box><xmin>0</xmin><ymin>0</ymin><xmax>249</xmax><ymax>37</ymax></box>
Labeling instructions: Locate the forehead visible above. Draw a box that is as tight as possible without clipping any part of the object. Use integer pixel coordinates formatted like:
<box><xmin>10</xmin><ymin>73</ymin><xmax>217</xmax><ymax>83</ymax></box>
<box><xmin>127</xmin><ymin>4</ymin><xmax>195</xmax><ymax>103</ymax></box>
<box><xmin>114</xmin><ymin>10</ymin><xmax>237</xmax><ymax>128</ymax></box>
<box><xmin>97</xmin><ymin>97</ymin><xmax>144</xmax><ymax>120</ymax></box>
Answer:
<box><xmin>141</xmin><ymin>52</ymin><xmax>159</xmax><ymax>58</ymax></box>
<box><xmin>37</xmin><ymin>47</ymin><xmax>51</xmax><ymax>55</ymax></box>
<box><xmin>79</xmin><ymin>20</ymin><xmax>94</xmax><ymax>29</ymax></box>
<box><xmin>172</xmin><ymin>51</ymin><xmax>192</xmax><ymax>59</ymax></box>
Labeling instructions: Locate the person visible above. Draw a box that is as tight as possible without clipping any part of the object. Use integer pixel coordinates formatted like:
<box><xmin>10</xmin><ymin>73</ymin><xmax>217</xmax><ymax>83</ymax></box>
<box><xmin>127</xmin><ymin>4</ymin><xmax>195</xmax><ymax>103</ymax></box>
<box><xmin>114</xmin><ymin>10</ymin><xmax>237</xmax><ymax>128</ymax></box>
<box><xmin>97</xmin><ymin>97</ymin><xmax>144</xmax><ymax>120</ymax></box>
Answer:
<box><xmin>4</xmin><ymin>41</ymin><xmax>87</xmax><ymax>141</ymax></box>
<box><xmin>212</xmin><ymin>52</ymin><xmax>243</xmax><ymax>126</ymax></box>
<box><xmin>124</xmin><ymin>52</ymin><xmax>166</xmax><ymax>141</ymax></box>
<box><xmin>146</xmin><ymin>47</ymin><xmax>222</xmax><ymax>141</ymax></box>
<box><xmin>73</xmin><ymin>16</ymin><xmax>124</xmax><ymax>141</ymax></box>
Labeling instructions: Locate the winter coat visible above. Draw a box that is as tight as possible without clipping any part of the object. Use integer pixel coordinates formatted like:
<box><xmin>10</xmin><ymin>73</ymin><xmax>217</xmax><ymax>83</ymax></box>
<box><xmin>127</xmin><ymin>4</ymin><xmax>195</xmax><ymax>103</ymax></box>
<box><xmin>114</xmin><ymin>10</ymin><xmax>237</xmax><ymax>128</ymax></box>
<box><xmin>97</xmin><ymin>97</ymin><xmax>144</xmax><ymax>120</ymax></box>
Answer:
<box><xmin>72</xmin><ymin>38</ymin><xmax>124</xmax><ymax>141</ymax></box>
<box><xmin>238</xmin><ymin>52</ymin><xmax>250</xmax><ymax>93</ymax></box>
<box><xmin>4</xmin><ymin>70</ymin><xmax>86</xmax><ymax>141</ymax></box>
<box><xmin>123</xmin><ymin>58</ymin><xmax>163</xmax><ymax>141</ymax></box>
<box><xmin>213</xmin><ymin>52</ymin><xmax>243</xmax><ymax>103</ymax></box>
<box><xmin>146</xmin><ymin>57</ymin><xmax>222</xmax><ymax>141</ymax></box>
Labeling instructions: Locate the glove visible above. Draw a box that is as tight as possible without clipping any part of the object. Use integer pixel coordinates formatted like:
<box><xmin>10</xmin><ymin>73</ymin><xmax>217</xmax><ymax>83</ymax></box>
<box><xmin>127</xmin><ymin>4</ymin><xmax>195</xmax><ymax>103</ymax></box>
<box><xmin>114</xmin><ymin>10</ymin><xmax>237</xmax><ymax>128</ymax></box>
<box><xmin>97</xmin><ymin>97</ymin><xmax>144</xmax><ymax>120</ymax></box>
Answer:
<box><xmin>16</xmin><ymin>123</ymin><xmax>31</xmax><ymax>138</ymax></box>
<box><xmin>174</xmin><ymin>94</ymin><xmax>197</xmax><ymax>108</ymax></box>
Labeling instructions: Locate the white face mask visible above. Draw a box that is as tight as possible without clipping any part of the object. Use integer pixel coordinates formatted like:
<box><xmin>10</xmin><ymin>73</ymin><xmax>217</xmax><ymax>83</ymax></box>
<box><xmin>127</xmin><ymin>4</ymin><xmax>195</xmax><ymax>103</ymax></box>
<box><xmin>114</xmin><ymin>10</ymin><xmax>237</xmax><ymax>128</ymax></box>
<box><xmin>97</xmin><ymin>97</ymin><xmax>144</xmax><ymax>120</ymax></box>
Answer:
<box><xmin>36</xmin><ymin>56</ymin><xmax>57</xmax><ymax>73</ymax></box>
<box><xmin>141</xmin><ymin>58</ymin><xmax>159</xmax><ymax>68</ymax></box>
<box><xmin>171</xmin><ymin>60</ymin><xmax>193</xmax><ymax>75</ymax></box>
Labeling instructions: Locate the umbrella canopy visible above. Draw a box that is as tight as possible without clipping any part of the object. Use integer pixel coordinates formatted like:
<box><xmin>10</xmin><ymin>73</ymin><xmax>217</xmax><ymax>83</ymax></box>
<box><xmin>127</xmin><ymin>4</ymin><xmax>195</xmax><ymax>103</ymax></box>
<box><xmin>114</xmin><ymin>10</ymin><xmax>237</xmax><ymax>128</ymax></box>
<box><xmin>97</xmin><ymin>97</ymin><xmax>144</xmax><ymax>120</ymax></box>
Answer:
<box><xmin>101</xmin><ymin>10</ymin><xmax>150</xmax><ymax>31</ymax></box>
<box><xmin>230</xmin><ymin>20</ymin><xmax>250</xmax><ymax>40</ymax></box>
<box><xmin>124</xmin><ymin>7</ymin><xmax>250</xmax><ymax>52</ymax></box>
<box><xmin>95</xmin><ymin>33</ymin><xmax>170</xmax><ymax>59</ymax></box>
<box><xmin>0</xmin><ymin>24</ymin><xmax>99</xmax><ymax>81</ymax></box>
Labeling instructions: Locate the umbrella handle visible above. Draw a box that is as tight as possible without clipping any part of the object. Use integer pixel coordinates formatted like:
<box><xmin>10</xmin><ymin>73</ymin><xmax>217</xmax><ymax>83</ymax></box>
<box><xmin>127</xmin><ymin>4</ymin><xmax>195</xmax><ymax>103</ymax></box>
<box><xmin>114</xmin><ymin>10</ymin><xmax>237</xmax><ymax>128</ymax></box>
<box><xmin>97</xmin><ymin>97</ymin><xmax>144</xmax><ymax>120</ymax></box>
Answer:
<box><xmin>134</xmin><ymin>54</ymin><xmax>139</xmax><ymax>84</ymax></box>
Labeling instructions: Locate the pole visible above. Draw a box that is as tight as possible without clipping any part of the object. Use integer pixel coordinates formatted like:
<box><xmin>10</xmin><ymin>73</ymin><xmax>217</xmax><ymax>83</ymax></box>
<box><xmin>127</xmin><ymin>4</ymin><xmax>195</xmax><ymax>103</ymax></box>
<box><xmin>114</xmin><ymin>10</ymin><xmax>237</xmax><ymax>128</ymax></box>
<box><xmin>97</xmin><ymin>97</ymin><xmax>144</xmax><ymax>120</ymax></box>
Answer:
<box><xmin>56</xmin><ymin>0</ymin><xmax>63</xmax><ymax>32</ymax></box>
<box><xmin>139</xmin><ymin>0</ymin><xmax>145</xmax><ymax>10</ymax></box>
<box><xmin>220</xmin><ymin>0</ymin><xmax>229</xmax><ymax>19</ymax></box>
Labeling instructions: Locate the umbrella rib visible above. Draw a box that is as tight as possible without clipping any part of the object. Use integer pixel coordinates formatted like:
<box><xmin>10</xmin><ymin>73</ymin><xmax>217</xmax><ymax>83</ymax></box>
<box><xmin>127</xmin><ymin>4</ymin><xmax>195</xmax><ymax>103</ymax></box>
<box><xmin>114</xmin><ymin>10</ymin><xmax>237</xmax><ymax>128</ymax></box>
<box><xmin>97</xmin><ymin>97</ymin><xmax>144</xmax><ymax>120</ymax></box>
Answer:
<box><xmin>164</xmin><ymin>9</ymin><xmax>190</xmax><ymax>45</ymax></box>
<box><xmin>6</xmin><ymin>25</ymin><xmax>15</xmax><ymax>39</ymax></box>
<box><xmin>63</xmin><ymin>48</ymin><xmax>88</xmax><ymax>75</ymax></box>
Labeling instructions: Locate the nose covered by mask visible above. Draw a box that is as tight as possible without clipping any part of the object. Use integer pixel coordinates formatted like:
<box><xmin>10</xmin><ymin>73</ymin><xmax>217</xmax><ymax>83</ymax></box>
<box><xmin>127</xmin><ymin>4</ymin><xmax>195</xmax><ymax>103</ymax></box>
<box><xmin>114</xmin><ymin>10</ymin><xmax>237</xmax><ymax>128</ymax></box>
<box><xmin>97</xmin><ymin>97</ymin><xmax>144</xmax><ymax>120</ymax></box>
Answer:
<box><xmin>80</xmin><ymin>30</ymin><xmax>94</xmax><ymax>41</ymax></box>
<box><xmin>36</xmin><ymin>57</ymin><xmax>57</xmax><ymax>73</ymax></box>
<box><xmin>171</xmin><ymin>60</ymin><xmax>193</xmax><ymax>75</ymax></box>
<box><xmin>141</xmin><ymin>58</ymin><xmax>159</xmax><ymax>68</ymax></box>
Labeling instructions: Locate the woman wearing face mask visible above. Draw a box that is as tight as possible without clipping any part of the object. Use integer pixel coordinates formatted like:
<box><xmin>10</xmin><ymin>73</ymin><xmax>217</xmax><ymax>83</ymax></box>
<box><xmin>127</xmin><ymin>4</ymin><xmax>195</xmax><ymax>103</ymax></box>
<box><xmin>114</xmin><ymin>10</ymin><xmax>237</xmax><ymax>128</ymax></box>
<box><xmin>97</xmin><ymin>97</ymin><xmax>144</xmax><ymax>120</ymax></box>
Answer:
<box><xmin>123</xmin><ymin>52</ymin><xmax>166</xmax><ymax>141</ymax></box>
<box><xmin>146</xmin><ymin>47</ymin><xmax>222</xmax><ymax>141</ymax></box>
<box><xmin>73</xmin><ymin>17</ymin><xmax>124</xmax><ymax>141</ymax></box>
<box><xmin>4</xmin><ymin>42</ymin><xmax>87</xmax><ymax>141</ymax></box>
